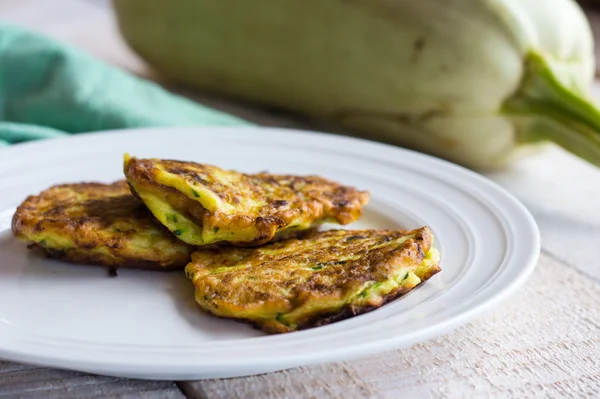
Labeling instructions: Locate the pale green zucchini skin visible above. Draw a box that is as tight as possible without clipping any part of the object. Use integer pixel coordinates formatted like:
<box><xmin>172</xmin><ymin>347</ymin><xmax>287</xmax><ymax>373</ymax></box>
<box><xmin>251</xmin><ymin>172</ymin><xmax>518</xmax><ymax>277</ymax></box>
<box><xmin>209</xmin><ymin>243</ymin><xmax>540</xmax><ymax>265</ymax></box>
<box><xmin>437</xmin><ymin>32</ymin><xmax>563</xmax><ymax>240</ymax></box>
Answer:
<box><xmin>113</xmin><ymin>0</ymin><xmax>600</xmax><ymax>170</ymax></box>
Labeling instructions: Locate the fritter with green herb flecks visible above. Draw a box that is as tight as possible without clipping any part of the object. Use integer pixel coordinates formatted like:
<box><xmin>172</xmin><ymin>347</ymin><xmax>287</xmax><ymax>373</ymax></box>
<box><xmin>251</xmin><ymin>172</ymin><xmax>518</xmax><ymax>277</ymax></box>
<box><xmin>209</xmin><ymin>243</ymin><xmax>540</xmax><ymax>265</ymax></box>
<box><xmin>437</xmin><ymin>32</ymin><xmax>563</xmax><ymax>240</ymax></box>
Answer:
<box><xmin>124</xmin><ymin>154</ymin><xmax>369</xmax><ymax>246</ymax></box>
<box><xmin>12</xmin><ymin>181</ymin><xmax>194</xmax><ymax>269</ymax></box>
<box><xmin>185</xmin><ymin>226</ymin><xmax>441</xmax><ymax>333</ymax></box>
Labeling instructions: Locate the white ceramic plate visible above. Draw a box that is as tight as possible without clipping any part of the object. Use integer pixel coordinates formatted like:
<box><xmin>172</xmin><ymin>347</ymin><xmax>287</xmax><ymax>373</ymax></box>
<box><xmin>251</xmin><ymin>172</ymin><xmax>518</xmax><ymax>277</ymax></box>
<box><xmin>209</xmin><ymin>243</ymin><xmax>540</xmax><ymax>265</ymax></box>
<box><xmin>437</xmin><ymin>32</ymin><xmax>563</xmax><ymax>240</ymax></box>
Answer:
<box><xmin>0</xmin><ymin>126</ymin><xmax>539</xmax><ymax>380</ymax></box>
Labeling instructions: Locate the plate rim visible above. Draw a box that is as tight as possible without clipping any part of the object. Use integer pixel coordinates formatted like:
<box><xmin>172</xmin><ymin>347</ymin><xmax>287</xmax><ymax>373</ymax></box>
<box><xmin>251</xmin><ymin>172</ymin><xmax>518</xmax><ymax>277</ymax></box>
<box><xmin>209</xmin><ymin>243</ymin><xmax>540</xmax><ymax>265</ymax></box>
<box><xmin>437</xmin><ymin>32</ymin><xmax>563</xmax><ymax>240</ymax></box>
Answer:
<box><xmin>0</xmin><ymin>126</ymin><xmax>541</xmax><ymax>380</ymax></box>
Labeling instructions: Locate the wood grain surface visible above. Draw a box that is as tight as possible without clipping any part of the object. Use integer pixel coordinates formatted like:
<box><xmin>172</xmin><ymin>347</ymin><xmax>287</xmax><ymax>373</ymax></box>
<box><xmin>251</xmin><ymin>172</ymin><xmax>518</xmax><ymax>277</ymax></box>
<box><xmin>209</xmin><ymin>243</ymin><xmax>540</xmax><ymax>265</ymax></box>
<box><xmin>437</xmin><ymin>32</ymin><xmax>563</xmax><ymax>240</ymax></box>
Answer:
<box><xmin>0</xmin><ymin>361</ymin><xmax>184</xmax><ymax>399</ymax></box>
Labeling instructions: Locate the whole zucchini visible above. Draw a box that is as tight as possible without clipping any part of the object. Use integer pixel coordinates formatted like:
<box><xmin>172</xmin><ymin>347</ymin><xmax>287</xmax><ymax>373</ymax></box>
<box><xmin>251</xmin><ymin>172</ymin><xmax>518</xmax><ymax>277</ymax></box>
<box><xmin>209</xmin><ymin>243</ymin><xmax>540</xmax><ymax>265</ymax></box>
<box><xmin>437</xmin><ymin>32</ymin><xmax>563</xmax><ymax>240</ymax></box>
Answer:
<box><xmin>113</xmin><ymin>0</ymin><xmax>600</xmax><ymax>170</ymax></box>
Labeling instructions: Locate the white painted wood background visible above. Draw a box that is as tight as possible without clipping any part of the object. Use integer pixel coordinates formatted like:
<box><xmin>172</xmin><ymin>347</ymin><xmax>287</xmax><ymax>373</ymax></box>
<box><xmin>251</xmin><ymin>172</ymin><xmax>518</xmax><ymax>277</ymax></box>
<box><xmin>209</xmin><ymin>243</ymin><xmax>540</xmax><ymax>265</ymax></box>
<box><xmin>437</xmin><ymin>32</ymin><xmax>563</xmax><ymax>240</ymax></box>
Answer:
<box><xmin>1</xmin><ymin>1</ymin><xmax>599</xmax><ymax>398</ymax></box>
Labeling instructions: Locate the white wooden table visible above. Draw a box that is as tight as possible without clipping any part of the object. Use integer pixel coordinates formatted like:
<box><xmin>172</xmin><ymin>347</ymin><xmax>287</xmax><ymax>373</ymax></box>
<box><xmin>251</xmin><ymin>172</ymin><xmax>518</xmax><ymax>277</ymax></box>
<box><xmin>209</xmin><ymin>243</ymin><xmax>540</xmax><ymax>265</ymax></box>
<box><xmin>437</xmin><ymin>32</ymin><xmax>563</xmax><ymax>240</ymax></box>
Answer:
<box><xmin>1</xmin><ymin>1</ymin><xmax>600</xmax><ymax>398</ymax></box>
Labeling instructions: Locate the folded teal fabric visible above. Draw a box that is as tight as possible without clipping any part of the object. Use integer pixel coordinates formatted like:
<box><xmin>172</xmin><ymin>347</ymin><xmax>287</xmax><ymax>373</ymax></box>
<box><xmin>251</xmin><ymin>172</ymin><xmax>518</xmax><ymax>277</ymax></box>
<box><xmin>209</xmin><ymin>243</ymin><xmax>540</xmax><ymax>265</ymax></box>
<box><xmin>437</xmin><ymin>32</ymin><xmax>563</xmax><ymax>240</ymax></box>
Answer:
<box><xmin>0</xmin><ymin>23</ymin><xmax>249</xmax><ymax>147</ymax></box>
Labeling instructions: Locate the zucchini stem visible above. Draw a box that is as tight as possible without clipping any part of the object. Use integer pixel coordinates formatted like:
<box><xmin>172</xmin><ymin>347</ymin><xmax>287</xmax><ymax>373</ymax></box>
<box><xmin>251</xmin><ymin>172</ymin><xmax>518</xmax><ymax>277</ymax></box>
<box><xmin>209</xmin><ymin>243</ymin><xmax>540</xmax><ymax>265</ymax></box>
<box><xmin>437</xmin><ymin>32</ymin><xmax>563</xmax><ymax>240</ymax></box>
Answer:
<box><xmin>503</xmin><ymin>51</ymin><xmax>600</xmax><ymax>167</ymax></box>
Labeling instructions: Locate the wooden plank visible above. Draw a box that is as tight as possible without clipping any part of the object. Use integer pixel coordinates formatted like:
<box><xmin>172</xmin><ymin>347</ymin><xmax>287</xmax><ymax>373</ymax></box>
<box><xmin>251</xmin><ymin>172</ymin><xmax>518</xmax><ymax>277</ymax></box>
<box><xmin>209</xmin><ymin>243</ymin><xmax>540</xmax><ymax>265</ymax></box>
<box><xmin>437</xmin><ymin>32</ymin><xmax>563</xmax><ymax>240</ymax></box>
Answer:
<box><xmin>0</xmin><ymin>361</ymin><xmax>185</xmax><ymax>399</ymax></box>
<box><xmin>178</xmin><ymin>363</ymin><xmax>378</xmax><ymax>399</ymax></box>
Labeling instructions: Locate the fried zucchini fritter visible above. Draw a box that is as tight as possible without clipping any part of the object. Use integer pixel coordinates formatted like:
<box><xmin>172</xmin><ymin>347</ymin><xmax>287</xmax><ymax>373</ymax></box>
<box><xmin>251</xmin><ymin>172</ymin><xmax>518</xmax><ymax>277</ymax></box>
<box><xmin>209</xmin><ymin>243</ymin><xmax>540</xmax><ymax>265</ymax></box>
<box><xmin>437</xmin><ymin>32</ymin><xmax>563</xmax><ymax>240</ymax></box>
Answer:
<box><xmin>12</xmin><ymin>181</ymin><xmax>194</xmax><ymax>269</ymax></box>
<box><xmin>124</xmin><ymin>154</ymin><xmax>369</xmax><ymax>246</ymax></box>
<box><xmin>185</xmin><ymin>227</ymin><xmax>441</xmax><ymax>333</ymax></box>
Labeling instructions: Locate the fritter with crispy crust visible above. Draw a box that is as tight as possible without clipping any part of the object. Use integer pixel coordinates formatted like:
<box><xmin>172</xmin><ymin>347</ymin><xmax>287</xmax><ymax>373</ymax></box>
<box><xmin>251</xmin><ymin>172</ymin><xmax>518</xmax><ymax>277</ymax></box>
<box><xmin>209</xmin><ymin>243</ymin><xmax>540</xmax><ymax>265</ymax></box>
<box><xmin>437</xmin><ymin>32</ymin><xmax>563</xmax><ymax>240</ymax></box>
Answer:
<box><xmin>185</xmin><ymin>226</ymin><xmax>441</xmax><ymax>333</ymax></box>
<box><xmin>12</xmin><ymin>181</ymin><xmax>194</xmax><ymax>269</ymax></box>
<box><xmin>124</xmin><ymin>154</ymin><xmax>369</xmax><ymax>246</ymax></box>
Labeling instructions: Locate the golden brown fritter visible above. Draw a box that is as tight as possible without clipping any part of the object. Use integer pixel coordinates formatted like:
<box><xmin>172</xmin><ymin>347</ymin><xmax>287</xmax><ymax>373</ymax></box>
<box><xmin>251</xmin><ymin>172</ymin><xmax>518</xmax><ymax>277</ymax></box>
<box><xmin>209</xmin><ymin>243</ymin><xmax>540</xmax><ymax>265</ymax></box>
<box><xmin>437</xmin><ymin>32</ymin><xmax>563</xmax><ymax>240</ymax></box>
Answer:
<box><xmin>185</xmin><ymin>226</ymin><xmax>441</xmax><ymax>333</ymax></box>
<box><xmin>12</xmin><ymin>181</ymin><xmax>194</xmax><ymax>269</ymax></box>
<box><xmin>123</xmin><ymin>154</ymin><xmax>369</xmax><ymax>246</ymax></box>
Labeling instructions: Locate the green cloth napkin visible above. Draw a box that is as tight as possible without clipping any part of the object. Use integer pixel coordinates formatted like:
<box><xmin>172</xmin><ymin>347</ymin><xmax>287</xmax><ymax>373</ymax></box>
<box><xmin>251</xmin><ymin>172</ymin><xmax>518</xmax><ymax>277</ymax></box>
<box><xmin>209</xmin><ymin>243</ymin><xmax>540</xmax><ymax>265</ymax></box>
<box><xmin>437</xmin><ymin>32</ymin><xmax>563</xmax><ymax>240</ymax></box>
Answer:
<box><xmin>0</xmin><ymin>23</ymin><xmax>249</xmax><ymax>147</ymax></box>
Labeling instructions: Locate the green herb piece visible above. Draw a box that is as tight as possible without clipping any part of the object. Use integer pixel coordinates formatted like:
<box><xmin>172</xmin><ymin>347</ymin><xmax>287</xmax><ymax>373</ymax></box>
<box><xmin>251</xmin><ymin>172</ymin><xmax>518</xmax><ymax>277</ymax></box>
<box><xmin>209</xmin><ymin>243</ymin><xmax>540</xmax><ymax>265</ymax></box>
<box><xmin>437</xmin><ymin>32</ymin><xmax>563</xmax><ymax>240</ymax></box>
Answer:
<box><xmin>345</xmin><ymin>235</ymin><xmax>363</xmax><ymax>242</ymax></box>
<box><xmin>191</xmin><ymin>189</ymin><xmax>201</xmax><ymax>198</ymax></box>
<box><xmin>402</xmin><ymin>272</ymin><xmax>410</xmax><ymax>281</ymax></box>
<box><xmin>213</xmin><ymin>227</ymin><xmax>220</xmax><ymax>233</ymax></box>
<box><xmin>276</xmin><ymin>313</ymin><xmax>289</xmax><ymax>325</ymax></box>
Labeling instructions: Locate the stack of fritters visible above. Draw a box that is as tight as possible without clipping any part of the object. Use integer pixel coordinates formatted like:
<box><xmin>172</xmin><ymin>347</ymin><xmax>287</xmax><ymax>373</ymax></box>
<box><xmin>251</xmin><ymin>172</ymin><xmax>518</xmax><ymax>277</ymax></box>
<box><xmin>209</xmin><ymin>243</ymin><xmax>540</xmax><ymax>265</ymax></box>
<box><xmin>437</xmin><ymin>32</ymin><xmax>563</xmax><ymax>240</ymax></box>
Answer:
<box><xmin>12</xmin><ymin>154</ymin><xmax>441</xmax><ymax>333</ymax></box>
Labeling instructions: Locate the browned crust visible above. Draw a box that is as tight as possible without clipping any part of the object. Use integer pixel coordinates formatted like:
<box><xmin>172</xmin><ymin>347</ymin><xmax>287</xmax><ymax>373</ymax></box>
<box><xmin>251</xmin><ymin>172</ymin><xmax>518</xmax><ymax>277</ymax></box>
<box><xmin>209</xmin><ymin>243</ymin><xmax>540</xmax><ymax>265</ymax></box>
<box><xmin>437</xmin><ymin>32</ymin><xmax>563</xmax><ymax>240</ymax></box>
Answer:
<box><xmin>189</xmin><ymin>227</ymin><xmax>433</xmax><ymax>302</ymax></box>
<box><xmin>297</xmin><ymin>265</ymin><xmax>440</xmax><ymax>331</ymax></box>
<box><xmin>12</xmin><ymin>181</ymin><xmax>193</xmax><ymax>269</ymax></box>
<box><xmin>197</xmin><ymin>263</ymin><xmax>441</xmax><ymax>335</ymax></box>
<box><xmin>26</xmin><ymin>243</ymin><xmax>185</xmax><ymax>270</ymax></box>
<box><xmin>187</xmin><ymin>227</ymin><xmax>441</xmax><ymax>333</ymax></box>
<box><xmin>124</xmin><ymin>156</ymin><xmax>370</xmax><ymax>246</ymax></box>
